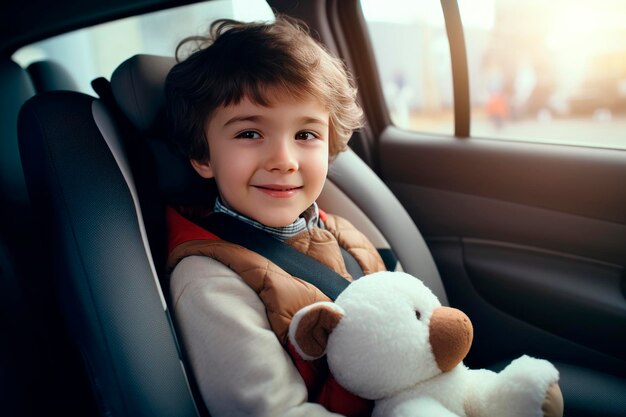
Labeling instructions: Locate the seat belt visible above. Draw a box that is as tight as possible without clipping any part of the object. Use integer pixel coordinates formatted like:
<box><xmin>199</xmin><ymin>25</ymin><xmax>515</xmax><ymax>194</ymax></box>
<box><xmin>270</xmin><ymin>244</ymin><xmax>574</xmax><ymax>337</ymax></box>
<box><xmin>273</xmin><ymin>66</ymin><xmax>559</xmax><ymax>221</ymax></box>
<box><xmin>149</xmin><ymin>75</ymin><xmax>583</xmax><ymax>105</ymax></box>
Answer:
<box><xmin>339</xmin><ymin>247</ymin><xmax>364</xmax><ymax>282</ymax></box>
<box><xmin>200</xmin><ymin>212</ymin><xmax>352</xmax><ymax>300</ymax></box>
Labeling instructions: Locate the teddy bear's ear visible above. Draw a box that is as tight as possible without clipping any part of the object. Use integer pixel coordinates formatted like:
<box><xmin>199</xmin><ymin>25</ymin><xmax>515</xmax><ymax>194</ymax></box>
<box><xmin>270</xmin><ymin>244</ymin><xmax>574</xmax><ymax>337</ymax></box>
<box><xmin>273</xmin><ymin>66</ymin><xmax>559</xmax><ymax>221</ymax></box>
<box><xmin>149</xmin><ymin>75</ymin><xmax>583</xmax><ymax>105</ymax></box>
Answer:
<box><xmin>288</xmin><ymin>301</ymin><xmax>345</xmax><ymax>361</ymax></box>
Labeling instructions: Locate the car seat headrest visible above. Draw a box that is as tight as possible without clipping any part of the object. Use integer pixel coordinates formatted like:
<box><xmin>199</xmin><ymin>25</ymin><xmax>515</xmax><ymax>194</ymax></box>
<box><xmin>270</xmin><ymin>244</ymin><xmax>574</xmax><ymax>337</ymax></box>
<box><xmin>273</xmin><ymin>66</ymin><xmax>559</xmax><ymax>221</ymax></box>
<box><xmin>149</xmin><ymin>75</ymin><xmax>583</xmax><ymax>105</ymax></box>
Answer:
<box><xmin>27</xmin><ymin>60</ymin><xmax>79</xmax><ymax>92</ymax></box>
<box><xmin>1</xmin><ymin>58</ymin><xmax>35</xmax><ymax>206</ymax></box>
<box><xmin>111</xmin><ymin>54</ymin><xmax>174</xmax><ymax>134</ymax></box>
<box><xmin>110</xmin><ymin>54</ymin><xmax>215</xmax><ymax>206</ymax></box>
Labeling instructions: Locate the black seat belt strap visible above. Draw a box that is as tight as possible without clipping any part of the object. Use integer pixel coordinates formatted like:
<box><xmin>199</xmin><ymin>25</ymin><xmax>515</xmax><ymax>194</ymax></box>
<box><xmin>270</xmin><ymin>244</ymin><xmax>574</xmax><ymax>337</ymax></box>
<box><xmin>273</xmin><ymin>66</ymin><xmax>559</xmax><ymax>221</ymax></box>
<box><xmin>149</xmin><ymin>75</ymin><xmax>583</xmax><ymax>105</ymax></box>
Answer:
<box><xmin>200</xmin><ymin>213</ymin><xmax>350</xmax><ymax>300</ymax></box>
<box><xmin>340</xmin><ymin>247</ymin><xmax>364</xmax><ymax>280</ymax></box>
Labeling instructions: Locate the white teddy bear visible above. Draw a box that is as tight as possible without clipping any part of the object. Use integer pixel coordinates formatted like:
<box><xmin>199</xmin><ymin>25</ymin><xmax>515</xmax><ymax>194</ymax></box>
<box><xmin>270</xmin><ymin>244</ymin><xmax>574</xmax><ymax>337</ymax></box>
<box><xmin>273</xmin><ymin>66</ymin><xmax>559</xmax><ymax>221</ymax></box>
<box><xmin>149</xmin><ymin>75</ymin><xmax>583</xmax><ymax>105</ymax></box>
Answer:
<box><xmin>288</xmin><ymin>271</ymin><xmax>563</xmax><ymax>417</ymax></box>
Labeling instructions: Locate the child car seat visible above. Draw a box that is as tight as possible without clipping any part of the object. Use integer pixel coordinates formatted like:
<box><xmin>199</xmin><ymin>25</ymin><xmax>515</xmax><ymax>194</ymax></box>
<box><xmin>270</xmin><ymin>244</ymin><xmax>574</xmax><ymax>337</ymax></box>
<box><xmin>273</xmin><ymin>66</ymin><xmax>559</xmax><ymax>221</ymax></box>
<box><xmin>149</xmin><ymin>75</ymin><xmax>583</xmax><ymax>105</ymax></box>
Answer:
<box><xmin>108</xmin><ymin>54</ymin><xmax>446</xmax><ymax>300</ymax></box>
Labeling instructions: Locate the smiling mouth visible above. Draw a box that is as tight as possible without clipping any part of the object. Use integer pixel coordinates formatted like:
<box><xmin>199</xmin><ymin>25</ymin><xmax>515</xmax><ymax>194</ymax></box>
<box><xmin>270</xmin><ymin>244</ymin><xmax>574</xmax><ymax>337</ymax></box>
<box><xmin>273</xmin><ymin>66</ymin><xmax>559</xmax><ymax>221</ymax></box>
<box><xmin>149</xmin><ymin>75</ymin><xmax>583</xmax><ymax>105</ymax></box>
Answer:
<box><xmin>252</xmin><ymin>184</ymin><xmax>303</xmax><ymax>198</ymax></box>
<box><xmin>252</xmin><ymin>185</ymin><xmax>303</xmax><ymax>191</ymax></box>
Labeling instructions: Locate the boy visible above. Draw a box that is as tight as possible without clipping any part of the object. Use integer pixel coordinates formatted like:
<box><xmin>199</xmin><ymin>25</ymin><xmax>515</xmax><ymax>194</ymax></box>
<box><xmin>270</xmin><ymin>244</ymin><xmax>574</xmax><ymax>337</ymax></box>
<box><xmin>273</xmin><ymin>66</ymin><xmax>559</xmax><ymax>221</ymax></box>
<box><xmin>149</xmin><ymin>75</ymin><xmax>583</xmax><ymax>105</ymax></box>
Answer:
<box><xmin>165</xmin><ymin>16</ymin><xmax>387</xmax><ymax>417</ymax></box>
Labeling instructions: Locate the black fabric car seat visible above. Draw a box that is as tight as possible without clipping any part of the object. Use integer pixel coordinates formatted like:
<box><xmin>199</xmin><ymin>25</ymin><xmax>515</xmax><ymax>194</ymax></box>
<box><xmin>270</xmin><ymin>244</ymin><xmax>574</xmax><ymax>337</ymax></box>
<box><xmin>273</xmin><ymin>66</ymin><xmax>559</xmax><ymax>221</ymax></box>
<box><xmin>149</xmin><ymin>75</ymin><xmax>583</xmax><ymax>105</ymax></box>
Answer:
<box><xmin>0</xmin><ymin>57</ymin><xmax>41</xmax><ymax>417</ymax></box>
<box><xmin>17</xmin><ymin>82</ymin><xmax>202</xmax><ymax>416</ymax></box>
<box><xmin>1</xmin><ymin>58</ymin><xmax>95</xmax><ymax>417</ymax></box>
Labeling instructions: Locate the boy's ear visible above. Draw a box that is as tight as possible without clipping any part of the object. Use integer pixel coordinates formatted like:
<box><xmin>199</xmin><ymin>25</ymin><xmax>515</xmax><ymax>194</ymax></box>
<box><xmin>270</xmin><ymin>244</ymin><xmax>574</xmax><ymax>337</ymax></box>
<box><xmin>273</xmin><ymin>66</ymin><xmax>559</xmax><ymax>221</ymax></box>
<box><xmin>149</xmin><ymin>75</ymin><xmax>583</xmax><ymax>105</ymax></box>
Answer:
<box><xmin>190</xmin><ymin>159</ymin><xmax>214</xmax><ymax>179</ymax></box>
<box><xmin>288</xmin><ymin>302</ymin><xmax>345</xmax><ymax>361</ymax></box>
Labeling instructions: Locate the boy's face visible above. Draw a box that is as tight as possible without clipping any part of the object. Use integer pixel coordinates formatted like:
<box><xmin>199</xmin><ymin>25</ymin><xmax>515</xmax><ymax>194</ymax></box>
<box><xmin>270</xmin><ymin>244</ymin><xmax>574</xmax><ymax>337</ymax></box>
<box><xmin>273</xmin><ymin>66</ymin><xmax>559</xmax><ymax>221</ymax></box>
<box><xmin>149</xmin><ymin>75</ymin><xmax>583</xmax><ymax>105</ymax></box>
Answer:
<box><xmin>191</xmin><ymin>93</ymin><xmax>330</xmax><ymax>227</ymax></box>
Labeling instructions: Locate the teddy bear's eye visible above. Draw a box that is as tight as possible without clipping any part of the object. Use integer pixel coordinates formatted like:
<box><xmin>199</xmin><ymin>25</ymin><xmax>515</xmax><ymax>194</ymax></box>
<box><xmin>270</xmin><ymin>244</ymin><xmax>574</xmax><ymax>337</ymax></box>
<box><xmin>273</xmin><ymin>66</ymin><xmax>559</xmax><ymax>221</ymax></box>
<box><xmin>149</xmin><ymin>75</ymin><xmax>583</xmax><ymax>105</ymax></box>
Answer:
<box><xmin>415</xmin><ymin>311</ymin><xmax>421</xmax><ymax>320</ymax></box>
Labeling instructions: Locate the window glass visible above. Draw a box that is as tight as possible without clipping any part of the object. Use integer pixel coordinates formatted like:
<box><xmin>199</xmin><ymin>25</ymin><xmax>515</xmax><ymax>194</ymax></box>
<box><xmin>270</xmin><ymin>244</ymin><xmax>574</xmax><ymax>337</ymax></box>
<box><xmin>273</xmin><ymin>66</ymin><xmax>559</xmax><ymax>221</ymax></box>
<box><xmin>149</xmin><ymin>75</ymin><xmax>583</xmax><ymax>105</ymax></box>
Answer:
<box><xmin>12</xmin><ymin>0</ymin><xmax>274</xmax><ymax>95</ymax></box>
<box><xmin>463</xmin><ymin>0</ymin><xmax>626</xmax><ymax>149</ymax></box>
<box><xmin>363</xmin><ymin>0</ymin><xmax>626</xmax><ymax>150</ymax></box>
<box><xmin>361</xmin><ymin>0</ymin><xmax>454</xmax><ymax>135</ymax></box>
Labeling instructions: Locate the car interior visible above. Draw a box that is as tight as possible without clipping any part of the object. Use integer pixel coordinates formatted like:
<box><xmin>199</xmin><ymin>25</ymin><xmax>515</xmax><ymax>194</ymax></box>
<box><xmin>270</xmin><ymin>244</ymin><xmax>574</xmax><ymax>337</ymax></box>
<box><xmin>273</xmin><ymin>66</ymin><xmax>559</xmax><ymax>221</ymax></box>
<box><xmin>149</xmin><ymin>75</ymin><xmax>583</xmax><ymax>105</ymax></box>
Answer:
<box><xmin>1</xmin><ymin>1</ymin><xmax>625</xmax><ymax>417</ymax></box>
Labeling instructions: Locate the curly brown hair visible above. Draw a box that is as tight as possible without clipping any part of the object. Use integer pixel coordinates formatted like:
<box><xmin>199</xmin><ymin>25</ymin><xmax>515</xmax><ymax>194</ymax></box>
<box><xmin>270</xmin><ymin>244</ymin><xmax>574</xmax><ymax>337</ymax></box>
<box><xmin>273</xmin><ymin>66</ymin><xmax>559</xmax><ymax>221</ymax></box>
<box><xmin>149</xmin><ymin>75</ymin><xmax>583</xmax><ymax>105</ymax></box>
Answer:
<box><xmin>164</xmin><ymin>15</ymin><xmax>363</xmax><ymax>162</ymax></box>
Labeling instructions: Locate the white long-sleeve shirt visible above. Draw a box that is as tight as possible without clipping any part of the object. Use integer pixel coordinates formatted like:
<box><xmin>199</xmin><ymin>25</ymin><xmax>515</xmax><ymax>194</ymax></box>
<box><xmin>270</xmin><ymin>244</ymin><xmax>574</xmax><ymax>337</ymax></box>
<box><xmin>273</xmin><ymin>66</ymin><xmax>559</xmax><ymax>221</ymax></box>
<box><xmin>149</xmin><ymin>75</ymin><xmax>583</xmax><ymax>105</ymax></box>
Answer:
<box><xmin>170</xmin><ymin>255</ymin><xmax>345</xmax><ymax>417</ymax></box>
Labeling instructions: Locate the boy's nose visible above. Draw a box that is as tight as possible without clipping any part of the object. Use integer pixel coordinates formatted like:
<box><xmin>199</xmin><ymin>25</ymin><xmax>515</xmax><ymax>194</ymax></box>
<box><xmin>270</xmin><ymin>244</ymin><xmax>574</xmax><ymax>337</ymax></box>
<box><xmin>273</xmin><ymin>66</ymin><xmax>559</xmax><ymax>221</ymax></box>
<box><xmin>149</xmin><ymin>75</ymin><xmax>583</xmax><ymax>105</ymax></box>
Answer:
<box><xmin>265</xmin><ymin>138</ymin><xmax>299</xmax><ymax>172</ymax></box>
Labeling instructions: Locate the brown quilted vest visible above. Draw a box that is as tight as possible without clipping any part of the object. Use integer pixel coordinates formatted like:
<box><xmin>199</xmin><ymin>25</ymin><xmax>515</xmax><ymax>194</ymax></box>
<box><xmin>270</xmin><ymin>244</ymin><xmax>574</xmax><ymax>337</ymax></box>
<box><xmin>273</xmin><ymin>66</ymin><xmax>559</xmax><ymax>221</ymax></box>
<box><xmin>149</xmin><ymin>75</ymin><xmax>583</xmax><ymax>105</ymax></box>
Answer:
<box><xmin>167</xmin><ymin>212</ymin><xmax>386</xmax><ymax>344</ymax></box>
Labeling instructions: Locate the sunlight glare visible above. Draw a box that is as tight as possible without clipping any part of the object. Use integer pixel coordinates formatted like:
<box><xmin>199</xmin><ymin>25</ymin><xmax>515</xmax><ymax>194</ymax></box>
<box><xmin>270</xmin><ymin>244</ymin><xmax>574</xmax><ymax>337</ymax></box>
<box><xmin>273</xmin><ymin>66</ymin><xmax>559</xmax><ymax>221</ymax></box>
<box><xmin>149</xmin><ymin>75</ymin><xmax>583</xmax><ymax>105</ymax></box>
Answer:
<box><xmin>360</xmin><ymin>0</ymin><xmax>442</xmax><ymax>25</ymax></box>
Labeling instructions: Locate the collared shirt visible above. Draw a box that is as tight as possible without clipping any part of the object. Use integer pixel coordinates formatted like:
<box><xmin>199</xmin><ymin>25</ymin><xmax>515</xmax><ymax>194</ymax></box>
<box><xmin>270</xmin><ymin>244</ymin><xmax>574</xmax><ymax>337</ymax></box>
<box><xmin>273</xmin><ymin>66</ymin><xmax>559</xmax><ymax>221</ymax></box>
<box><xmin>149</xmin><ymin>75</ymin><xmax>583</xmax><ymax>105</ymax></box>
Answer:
<box><xmin>213</xmin><ymin>197</ymin><xmax>321</xmax><ymax>241</ymax></box>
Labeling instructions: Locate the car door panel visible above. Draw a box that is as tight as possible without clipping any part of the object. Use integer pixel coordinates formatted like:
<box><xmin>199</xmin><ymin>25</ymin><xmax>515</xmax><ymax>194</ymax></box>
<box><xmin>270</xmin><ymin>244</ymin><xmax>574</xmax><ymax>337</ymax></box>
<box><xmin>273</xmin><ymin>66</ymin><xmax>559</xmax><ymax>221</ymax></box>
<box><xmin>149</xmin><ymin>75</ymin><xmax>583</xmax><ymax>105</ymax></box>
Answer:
<box><xmin>464</xmin><ymin>239</ymin><xmax>625</xmax><ymax>359</ymax></box>
<box><xmin>390</xmin><ymin>182</ymin><xmax>625</xmax><ymax>265</ymax></box>
<box><xmin>429</xmin><ymin>238</ymin><xmax>626</xmax><ymax>378</ymax></box>
<box><xmin>380</xmin><ymin>128</ymin><xmax>626</xmax><ymax>226</ymax></box>
<box><xmin>377</xmin><ymin>126</ymin><xmax>626</xmax><ymax>375</ymax></box>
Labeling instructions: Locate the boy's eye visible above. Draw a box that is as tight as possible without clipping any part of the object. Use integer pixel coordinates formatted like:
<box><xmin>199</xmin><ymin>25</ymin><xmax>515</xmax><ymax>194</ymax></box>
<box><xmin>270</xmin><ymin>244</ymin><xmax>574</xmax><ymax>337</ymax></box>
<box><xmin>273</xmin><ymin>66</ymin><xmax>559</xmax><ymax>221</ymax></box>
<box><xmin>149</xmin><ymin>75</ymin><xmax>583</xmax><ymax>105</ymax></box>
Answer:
<box><xmin>235</xmin><ymin>130</ymin><xmax>261</xmax><ymax>139</ymax></box>
<box><xmin>295</xmin><ymin>131</ymin><xmax>318</xmax><ymax>141</ymax></box>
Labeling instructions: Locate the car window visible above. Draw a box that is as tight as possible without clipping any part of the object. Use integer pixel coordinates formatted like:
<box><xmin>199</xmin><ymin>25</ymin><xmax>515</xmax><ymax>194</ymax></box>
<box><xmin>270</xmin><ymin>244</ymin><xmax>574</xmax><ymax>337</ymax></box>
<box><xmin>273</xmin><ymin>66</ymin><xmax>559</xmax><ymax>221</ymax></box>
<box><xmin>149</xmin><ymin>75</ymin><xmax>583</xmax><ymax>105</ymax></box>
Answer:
<box><xmin>362</xmin><ymin>0</ymin><xmax>626</xmax><ymax>150</ymax></box>
<box><xmin>361</xmin><ymin>0</ymin><xmax>454</xmax><ymax>136</ymax></box>
<box><xmin>12</xmin><ymin>0</ymin><xmax>274</xmax><ymax>95</ymax></box>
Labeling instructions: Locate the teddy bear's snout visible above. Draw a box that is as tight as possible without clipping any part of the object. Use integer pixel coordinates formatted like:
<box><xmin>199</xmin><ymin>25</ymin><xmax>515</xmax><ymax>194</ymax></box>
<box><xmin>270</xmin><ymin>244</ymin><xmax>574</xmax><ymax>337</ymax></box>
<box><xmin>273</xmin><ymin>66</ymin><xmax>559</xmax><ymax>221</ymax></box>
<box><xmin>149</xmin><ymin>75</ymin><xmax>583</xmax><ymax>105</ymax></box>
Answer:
<box><xmin>428</xmin><ymin>307</ymin><xmax>474</xmax><ymax>372</ymax></box>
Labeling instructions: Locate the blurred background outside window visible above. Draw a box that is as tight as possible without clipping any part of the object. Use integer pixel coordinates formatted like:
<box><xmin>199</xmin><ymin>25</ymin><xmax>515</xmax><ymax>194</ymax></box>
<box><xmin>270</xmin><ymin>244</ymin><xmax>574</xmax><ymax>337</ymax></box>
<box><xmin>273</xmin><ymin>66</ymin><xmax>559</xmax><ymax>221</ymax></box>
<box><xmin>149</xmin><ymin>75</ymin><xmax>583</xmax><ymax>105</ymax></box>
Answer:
<box><xmin>361</xmin><ymin>0</ymin><xmax>626</xmax><ymax>150</ymax></box>
<box><xmin>12</xmin><ymin>0</ymin><xmax>274</xmax><ymax>95</ymax></box>
<box><xmin>361</xmin><ymin>0</ymin><xmax>454</xmax><ymax>136</ymax></box>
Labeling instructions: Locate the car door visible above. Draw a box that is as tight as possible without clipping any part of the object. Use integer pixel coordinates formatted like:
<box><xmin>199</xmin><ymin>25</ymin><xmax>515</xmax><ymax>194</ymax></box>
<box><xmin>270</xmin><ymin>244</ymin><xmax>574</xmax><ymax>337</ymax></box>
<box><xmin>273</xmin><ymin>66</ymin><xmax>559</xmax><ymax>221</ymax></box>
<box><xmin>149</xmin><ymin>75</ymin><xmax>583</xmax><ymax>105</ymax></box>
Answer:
<box><xmin>277</xmin><ymin>0</ymin><xmax>626</xmax><ymax>380</ymax></box>
<box><xmin>366</xmin><ymin>0</ymin><xmax>626</xmax><ymax>377</ymax></box>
